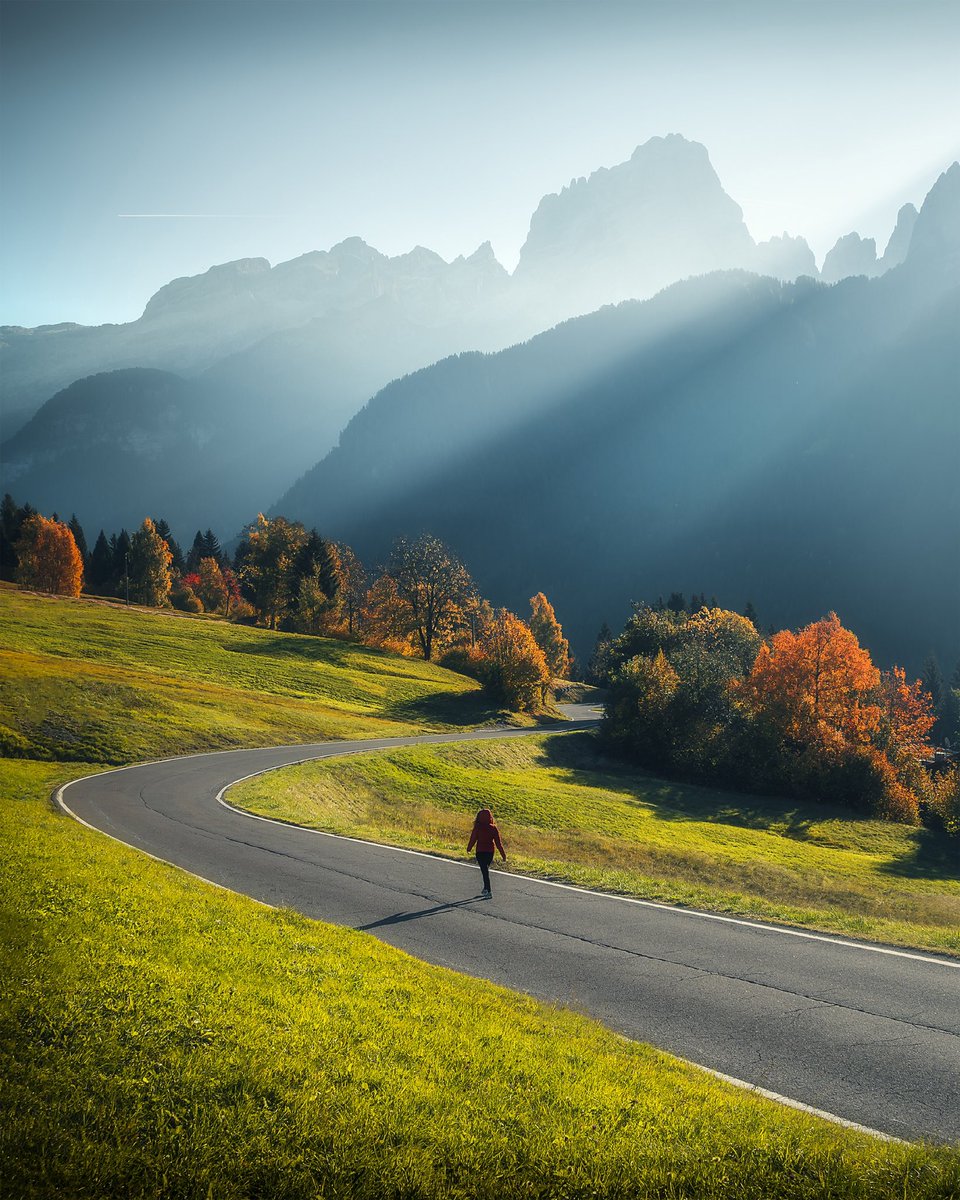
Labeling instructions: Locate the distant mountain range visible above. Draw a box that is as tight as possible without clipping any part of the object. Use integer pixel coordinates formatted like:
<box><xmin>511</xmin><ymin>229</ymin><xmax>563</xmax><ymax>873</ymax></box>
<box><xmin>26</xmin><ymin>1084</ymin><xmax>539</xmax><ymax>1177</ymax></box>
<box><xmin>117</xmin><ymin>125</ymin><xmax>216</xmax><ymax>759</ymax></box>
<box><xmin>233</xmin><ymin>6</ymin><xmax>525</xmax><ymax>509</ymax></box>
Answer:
<box><xmin>0</xmin><ymin>135</ymin><xmax>929</xmax><ymax>543</ymax></box>
<box><xmin>275</xmin><ymin>163</ymin><xmax>960</xmax><ymax>672</ymax></box>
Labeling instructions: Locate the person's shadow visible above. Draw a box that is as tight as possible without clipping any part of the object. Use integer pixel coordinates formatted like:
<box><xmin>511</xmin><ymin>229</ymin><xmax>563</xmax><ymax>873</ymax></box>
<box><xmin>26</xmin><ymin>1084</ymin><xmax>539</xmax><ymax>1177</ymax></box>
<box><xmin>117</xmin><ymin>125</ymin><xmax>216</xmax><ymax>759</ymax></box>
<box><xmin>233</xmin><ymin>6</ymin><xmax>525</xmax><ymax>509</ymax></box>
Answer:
<box><xmin>357</xmin><ymin>896</ymin><xmax>485</xmax><ymax>931</ymax></box>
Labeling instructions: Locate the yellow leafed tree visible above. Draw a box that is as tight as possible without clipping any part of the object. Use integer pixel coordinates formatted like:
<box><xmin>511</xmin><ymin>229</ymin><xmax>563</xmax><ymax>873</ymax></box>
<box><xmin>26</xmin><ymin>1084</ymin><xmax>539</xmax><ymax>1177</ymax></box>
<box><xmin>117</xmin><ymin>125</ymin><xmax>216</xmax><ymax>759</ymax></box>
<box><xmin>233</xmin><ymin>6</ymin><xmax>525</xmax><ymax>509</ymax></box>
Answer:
<box><xmin>529</xmin><ymin>592</ymin><xmax>571</xmax><ymax>679</ymax></box>
<box><xmin>480</xmin><ymin>609</ymin><xmax>550</xmax><ymax>711</ymax></box>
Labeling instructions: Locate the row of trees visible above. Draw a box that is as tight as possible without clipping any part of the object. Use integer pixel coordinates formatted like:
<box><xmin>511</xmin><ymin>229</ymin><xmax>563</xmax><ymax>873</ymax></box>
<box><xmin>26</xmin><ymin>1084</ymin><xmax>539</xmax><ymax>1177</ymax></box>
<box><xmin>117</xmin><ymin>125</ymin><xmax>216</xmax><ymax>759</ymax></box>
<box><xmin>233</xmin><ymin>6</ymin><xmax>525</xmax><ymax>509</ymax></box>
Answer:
<box><xmin>1</xmin><ymin>497</ymin><xmax>571</xmax><ymax>712</ymax></box>
<box><xmin>598</xmin><ymin>603</ymin><xmax>959</xmax><ymax>833</ymax></box>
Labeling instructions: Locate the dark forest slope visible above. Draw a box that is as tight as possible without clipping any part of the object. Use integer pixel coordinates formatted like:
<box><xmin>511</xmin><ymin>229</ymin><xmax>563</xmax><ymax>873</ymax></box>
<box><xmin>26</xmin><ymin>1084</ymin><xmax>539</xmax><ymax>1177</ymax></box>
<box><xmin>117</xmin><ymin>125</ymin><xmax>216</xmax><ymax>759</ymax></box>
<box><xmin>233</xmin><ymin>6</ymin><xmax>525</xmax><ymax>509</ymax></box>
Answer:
<box><xmin>277</xmin><ymin>167</ymin><xmax>960</xmax><ymax>670</ymax></box>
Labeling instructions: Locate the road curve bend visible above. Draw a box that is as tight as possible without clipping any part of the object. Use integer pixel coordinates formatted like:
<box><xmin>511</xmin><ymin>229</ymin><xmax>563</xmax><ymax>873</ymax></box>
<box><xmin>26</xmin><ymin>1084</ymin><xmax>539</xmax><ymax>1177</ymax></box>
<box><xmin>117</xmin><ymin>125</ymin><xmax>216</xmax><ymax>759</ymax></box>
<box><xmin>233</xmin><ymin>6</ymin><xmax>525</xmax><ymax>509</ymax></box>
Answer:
<box><xmin>57</xmin><ymin>716</ymin><xmax>960</xmax><ymax>1144</ymax></box>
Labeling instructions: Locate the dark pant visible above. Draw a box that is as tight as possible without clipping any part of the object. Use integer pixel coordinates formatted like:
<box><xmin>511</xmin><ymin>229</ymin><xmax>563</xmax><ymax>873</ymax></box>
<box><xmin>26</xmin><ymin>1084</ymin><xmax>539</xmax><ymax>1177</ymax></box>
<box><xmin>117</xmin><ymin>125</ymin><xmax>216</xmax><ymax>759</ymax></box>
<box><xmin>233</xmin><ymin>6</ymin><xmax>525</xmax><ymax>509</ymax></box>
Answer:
<box><xmin>476</xmin><ymin>851</ymin><xmax>494</xmax><ymax>892</ymax></box>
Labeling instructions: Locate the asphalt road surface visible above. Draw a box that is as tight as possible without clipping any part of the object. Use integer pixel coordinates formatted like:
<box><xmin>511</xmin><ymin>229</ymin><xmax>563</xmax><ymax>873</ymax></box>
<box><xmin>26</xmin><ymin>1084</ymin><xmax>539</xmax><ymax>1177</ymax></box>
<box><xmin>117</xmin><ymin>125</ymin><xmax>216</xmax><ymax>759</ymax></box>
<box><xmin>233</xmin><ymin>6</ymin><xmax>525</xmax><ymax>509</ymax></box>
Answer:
<box><xmin>58</xmin><ymin>712</ymin><xmax>960</xmax><ymax>1144</ymax></box>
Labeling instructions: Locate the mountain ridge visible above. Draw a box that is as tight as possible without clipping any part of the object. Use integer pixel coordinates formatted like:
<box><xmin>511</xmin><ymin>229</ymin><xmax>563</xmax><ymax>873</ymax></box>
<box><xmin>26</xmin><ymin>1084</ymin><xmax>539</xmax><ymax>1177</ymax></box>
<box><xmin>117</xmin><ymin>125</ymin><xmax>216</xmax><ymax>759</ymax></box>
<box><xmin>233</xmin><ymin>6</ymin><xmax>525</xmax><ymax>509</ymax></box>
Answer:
<box><xmin>272</xmin><ymin>162</ymin><xmax>960</xmax><ymax>671</ymax></box>
<box><xmin>2</xmin><ymin>142</ymin><xmax>951</xmax><ymax>554</ymax></box>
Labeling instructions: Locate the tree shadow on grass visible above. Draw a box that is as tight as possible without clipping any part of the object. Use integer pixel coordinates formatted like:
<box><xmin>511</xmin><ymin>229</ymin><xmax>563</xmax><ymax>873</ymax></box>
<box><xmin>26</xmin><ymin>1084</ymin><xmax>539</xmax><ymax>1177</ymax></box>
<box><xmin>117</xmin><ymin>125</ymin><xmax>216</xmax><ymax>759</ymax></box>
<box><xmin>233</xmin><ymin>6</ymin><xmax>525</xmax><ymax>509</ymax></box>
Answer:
<box><xmin>877</xmin><ymin>826</ymin><xmax>960</xmax><ymax>882</ymax></box>
<box><xmin>538</xmin><ymin>733</ymin><xmax>960</xmax><ymax>884</ymax></box>
<box><xmin>222</xmin><ymin>633</ymin><xmax>433</xmax><ymax>678</ymax></box>
<box><xmin>538</xmin><ymin>732</ymin><xmax>844</xmax><ymax>838</ymax></box>
<box><xmin>388</xmin><ymin>689</ymin><xmax>512</xmax><ymax>729</ymax></box>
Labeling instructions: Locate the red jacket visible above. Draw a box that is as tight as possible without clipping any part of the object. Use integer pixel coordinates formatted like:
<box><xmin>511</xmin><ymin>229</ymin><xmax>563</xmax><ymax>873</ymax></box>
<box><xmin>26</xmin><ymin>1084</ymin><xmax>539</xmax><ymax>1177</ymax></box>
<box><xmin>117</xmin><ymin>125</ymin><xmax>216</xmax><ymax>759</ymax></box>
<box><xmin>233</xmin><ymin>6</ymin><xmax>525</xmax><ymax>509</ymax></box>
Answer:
<box><xmin>468</xmin><ymin>809</ymin><xmax>506</xmax><ymax>858</ymax></box>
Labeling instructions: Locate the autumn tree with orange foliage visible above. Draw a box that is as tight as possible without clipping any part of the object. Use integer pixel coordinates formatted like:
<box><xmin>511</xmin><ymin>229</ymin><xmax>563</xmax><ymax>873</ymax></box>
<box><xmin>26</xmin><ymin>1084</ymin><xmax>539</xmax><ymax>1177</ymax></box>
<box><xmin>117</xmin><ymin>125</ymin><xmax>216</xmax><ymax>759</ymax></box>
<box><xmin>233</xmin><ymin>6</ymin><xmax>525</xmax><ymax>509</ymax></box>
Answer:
<box><xmin>360</xmin><ymin>574</ymin><xmax>416</xmax><ymax>655</ymax></box>
<box><xmin>736</xmin><ymin>613</ymin><xmax>881</xmax><ymax>749</ymax></box>
<box><xmin>529</xmin><ymin>592</ymin><xmax>571</xmax><ymax>679</ymax></box>
<box><xmin>731</xmin><ymin>614</ymin><xmax>934</xmax><ymax>821</ymax></box>
<box><xmin>877</xmin><ymin>667</ymin><xmax>936</xmax><ymax>764</ymax></box>
<box><xmin>603</xmin><ymin>605</ymin><xmax>937</xmax><ymax>824</ymax></box>
<box><xmin>14</xmin><ymin>514</ymin><xmax>83</xmax><ymax>596</ymax></box>
<box><xmin>479</xmin><ymin>610</ymin><xmax>550</xmax><ymax>712</ymax></box>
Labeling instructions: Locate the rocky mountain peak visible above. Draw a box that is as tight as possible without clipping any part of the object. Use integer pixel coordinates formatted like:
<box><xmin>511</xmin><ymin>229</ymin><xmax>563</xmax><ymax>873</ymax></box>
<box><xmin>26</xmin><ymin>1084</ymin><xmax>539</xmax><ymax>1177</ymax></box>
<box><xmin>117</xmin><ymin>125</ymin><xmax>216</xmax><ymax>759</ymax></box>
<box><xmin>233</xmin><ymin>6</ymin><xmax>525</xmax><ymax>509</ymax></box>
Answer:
<box><xmin>820</xmin><ymin>233</ymin><xmax>879</xmax><ymax>284</ymax></box>
<box><xmin>513</xmin><ymin>135</ymin><xmax>754</xmax><ymax>315</ymax></box>
<box><xmin>904</xmin><ymin>162</ymin><xmax>960</xmax><ymax>272</ymax></box>
<box><xmin>142</xmin><ymin>257</ymin><xmax>271</xmax><ymax>320</ymax></box>
<box><xmin>879</xmin><ymin>203</ymin><xmax>918</xmax><ymax>271</ymax></box>
<box><xmin>753</xmin><ymin>233</ymin><xmax>818</xmax><ymax>281</ymax></box>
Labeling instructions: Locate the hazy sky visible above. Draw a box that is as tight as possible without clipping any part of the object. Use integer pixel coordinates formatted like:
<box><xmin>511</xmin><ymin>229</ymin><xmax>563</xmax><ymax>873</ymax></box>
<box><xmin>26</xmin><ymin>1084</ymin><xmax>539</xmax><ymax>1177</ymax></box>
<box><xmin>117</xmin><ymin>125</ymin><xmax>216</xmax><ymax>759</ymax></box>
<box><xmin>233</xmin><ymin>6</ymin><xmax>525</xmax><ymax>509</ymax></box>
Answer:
<box><xmin>2</xmin><ymin>0</ymin><xmax>958</xmax><ymax>327</ymax></box>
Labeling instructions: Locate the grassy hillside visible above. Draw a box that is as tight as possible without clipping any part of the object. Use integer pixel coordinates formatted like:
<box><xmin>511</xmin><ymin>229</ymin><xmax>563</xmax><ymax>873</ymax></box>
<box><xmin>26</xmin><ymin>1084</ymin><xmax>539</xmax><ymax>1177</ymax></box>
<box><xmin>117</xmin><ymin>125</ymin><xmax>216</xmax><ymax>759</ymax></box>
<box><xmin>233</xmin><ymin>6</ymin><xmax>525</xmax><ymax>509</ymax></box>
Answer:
<box><xmin>232</xmin><ymin>734</ymin><xmax>960</xmax><ymax>957</ymax></box>
<box><xmin>0</xmin><ymin>586</ymin><xmax>491</xmax><ymax>762</ymax></box>
<box><xmin>4</xmin><ymin>757</ymin><xmax>958</xmax><ymax>1198</ymax></box>
<box><xmin>2</xmin><ymin>589</ymin><xmax>957</xmax><ymax>1195</ymax></box>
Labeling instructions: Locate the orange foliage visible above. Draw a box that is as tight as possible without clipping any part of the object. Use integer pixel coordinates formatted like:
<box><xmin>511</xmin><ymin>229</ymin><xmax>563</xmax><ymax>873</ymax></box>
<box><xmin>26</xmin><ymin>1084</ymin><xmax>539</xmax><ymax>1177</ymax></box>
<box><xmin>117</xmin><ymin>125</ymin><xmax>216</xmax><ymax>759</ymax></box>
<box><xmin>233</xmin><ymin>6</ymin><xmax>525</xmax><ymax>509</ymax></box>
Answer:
<box><xmin>529</xmin><ymin>592</ymin><xmax>571</xmax><ymax>678</ymax></box>
<box><xmin>878</xmin><ymin>667</ymin><xmax>936</xmax><ymax>762</ymax></box>
<box><xmin>738</xmin><ymin>613</ymin><xmax>880</xmax><ymax>747</ymax></box>
<box><xmin>15</xmin><ymin>514</ymin><xmax>83</xmax><ymax>597</ymax></box>
<box><xmin>480</xmin><ymin>610</ymin><xmax>550</xmax><ymax>711</ymax></box>
<box><xmin>360</xmin><ymin>574</ymin><xmax>414</xmax><ymax>652</ymax></box>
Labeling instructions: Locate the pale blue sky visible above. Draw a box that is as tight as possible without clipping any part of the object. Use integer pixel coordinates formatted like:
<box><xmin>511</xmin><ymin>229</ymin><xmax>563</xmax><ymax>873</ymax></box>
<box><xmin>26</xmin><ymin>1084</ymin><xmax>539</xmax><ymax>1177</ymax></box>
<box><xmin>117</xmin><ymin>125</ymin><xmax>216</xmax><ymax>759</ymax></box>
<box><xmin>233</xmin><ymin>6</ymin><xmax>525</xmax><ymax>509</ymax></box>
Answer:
<box><xmin>2</xmin><ymin>0</ymin><xmax>958</xmax><ymax>327</ymax></box>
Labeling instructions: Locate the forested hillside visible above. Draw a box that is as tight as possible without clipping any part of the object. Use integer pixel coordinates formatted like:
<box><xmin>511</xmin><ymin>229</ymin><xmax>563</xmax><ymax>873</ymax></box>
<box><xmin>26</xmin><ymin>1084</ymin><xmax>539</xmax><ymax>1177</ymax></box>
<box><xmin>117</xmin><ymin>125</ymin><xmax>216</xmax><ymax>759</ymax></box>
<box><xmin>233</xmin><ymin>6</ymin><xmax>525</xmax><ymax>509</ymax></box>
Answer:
<box><xmin>278</xmin><ymin>166</ymin><xmax>960</xmax><ymax>670</ymax></box>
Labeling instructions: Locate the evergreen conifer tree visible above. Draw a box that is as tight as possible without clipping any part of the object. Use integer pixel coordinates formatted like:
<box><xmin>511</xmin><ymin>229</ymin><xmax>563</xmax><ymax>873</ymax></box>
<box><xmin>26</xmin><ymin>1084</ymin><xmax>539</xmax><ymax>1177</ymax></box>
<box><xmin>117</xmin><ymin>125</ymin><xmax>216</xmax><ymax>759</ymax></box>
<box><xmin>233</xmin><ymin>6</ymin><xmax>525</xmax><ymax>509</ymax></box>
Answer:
<box><xmin>186</xmin><ymin>531</ymin><xmax>205</xmax><ymax>572</ymax></box>
<box><xmin>200</xmin><ymin>529</ymin><xmax>222</xmax><ymax>563</ymax></box>
<box><xmin>113</xmin><ymin>530</ymin><xmax>131</xmax><ymax>599</ymax></box>
<box><xmin>0</xmin><ymin>494</ymin><xmax>23</xmax><ymax>581</ymax></box>
<box><xmin>587</xmin><ymin>621</ymin><xmax>614</xmax><ymax>685</ymax></box>
<box><xmin>67</xmin><ymin>515</ymin><xmax>88</xmax><ymax>562</ymax></box>
<box><xmin>88</xmin><ymin>531</ymin><xmax>114</xmax><ymax>594</ymax></box>
<box><xmin>152</xmin><ymin>518</ymin><xmax>185</xmax><ymax>573</ymax></box>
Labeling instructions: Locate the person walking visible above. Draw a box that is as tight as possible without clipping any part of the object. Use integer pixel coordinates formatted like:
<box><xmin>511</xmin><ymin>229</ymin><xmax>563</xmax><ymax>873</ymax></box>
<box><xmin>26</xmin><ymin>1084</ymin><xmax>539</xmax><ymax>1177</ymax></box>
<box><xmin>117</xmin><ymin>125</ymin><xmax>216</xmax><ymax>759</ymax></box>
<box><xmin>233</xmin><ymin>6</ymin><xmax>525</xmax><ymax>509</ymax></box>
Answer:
<box><xmin>467</xmin><ymin>807</ymin><xmax>506</xmax><ymax>898</ymax></box>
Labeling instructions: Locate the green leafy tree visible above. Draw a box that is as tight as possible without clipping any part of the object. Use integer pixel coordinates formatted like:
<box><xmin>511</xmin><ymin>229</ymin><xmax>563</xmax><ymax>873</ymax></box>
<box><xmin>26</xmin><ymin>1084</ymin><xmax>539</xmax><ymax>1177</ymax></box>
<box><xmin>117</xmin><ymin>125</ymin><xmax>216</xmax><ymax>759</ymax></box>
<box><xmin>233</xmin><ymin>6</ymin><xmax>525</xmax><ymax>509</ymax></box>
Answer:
<box><xmin>128</xmin><ymin>518</ymin><xmax>173</xmax><ymax>606</ymax></box>
<box><xmin>603</xmin><ymin>650</ymin><xmax>679</xmax><ymax>766</ymax></box>
<box><xmin>240</xmin><ymin>514</ymin><xmax>307</xmax><ymax>629</ymax></box>
<box><xmin>291</xmin><ymin>531</ymin><xmax>343</xmax><ymax>632</ymax></box>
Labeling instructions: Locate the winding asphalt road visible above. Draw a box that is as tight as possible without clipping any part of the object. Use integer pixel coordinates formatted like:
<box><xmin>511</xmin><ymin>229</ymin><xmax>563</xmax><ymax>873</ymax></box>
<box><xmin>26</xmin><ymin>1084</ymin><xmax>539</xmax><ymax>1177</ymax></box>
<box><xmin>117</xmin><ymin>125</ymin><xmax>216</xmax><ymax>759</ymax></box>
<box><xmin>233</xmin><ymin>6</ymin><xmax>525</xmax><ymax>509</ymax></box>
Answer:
<box><xmin>57</xmin><ymin>710</ymin><xmax>960</xmax><ymax>1144</ymax></box>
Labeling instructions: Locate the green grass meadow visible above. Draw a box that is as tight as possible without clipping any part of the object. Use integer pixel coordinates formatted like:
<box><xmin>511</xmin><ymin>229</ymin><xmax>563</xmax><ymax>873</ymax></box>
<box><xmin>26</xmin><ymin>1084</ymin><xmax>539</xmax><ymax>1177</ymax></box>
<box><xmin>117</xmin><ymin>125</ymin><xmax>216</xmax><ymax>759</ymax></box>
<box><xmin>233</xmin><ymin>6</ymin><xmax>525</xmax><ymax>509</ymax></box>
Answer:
<box><xmin>4</xmin><ymin>759</ymin><xmax>959</xmax><ymax>1199</ymax></box>
<box><xmin>233</xmin><ymin>734</ymin><xmax>960</xmax><ymax>957</ymax></box>
<box><xmin>0</xmin><ymin>586</ymin><xmax>493</xmax><ymax>762</ymax></box>
<box><xmin>2</xmin><ymin>589</ymin><xmax>959</xmax><ymax>1196</ymax></box>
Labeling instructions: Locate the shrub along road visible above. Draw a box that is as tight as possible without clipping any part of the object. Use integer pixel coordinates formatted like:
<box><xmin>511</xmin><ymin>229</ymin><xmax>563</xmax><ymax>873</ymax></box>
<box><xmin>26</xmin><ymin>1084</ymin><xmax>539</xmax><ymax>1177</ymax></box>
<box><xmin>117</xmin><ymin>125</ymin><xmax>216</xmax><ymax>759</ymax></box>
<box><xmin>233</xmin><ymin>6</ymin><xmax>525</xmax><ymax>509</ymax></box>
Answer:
<box><xmin>58</xmin><ymin>711</ymin><xmax>960</xmax><ymax>1145</ymax></box>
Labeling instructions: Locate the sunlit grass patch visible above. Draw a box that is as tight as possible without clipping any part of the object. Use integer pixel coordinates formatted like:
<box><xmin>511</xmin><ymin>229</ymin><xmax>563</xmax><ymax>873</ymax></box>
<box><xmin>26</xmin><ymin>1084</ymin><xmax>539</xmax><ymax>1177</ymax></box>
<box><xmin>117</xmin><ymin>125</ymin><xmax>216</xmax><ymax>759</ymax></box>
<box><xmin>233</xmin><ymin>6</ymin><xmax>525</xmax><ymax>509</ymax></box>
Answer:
<box><xmin>2</xmin><ymin>758</ymin><xmax>957</xmax><ymax>1198</ymax></box>
<box><xmin>233</xmin><ymin>734</ymin><xmax>960</xmax><ymax>956</ymax></box>
<box><xmin>0</xmin><ymin>588</ymin><xmax>490</xmax><ymax>762</ymax></box>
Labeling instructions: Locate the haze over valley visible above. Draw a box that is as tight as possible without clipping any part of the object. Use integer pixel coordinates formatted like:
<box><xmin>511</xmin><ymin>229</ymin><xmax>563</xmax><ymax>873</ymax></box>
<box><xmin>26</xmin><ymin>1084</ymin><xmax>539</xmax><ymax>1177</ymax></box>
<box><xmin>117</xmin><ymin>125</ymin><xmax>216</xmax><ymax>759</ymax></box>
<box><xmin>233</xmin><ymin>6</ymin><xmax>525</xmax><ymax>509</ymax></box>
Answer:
<box><xmin>3</xmin><ymin>139</ymin><xmax>957</xmax><ymax>669</ymax></box>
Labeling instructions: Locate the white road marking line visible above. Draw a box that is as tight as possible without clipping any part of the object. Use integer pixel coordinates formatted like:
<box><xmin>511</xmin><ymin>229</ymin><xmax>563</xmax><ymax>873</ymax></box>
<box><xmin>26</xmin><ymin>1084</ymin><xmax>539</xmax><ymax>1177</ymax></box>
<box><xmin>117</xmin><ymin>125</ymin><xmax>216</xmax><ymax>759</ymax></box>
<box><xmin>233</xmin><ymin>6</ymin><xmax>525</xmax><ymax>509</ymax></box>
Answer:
<box><xmin>215</xmin><ymin>746</ymin><xmax>960</xmax><ymax>972</ymax></box>
<box><xmin>54</xmin><ymin>769</ymin><xmax>915</xmax><ymax>1147</ymax></box>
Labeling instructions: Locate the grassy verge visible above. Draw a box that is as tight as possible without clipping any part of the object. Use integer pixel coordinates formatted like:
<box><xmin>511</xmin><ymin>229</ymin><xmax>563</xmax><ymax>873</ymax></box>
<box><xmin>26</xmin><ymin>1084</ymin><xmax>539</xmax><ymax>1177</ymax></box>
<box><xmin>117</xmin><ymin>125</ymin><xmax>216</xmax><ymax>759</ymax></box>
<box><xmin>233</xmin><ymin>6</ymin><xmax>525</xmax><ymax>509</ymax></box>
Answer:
<box><xmin>3</xmin><ymin>758</ymin><xmax>958</xmax><ymax>1198</ymax></box>
<box><xmin>232</xmin><ymin>733</ymin><xmax>960</xmax><ymax>957</ymax></box>
<box><xmin>0</xmin><ymin>587</ymin><xmax>503</xmax><ymax>762</ymax></box>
